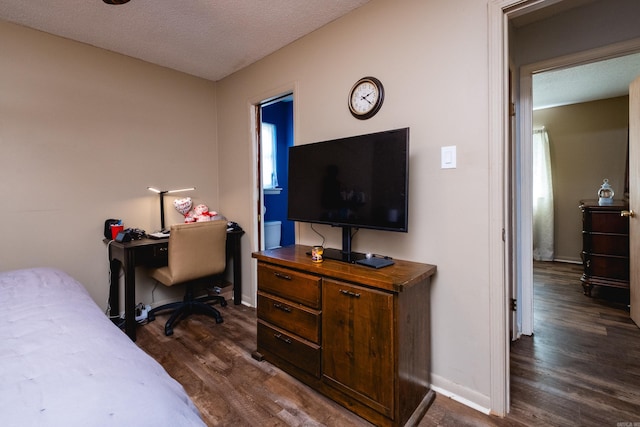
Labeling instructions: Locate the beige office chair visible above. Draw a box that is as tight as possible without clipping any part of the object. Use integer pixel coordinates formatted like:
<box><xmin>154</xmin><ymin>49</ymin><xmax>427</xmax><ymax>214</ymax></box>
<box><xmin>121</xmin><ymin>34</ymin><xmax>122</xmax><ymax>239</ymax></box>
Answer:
<box><xmin>147</xmin><ymin>220</ymin><xmax>228</xmax><ymax>336</ymax></box>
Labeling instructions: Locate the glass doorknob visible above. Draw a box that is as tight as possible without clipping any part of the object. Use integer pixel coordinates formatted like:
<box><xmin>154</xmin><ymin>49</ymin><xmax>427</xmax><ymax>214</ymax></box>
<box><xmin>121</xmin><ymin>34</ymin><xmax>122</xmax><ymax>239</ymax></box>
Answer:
<box><xmin>621</xmin><ymin>210</ymin><xmax>635</xmax><ymax>217</ymax></box>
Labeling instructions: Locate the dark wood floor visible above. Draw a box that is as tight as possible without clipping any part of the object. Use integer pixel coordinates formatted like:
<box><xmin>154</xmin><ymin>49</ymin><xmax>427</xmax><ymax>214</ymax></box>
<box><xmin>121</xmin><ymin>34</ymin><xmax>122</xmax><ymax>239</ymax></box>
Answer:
<box><xmin>508</xmin><ymin>261</ymin><xmax>640</xmax><ymax>426</ymax></box>
<box><xmin>135</xmin><ymin>262</ymin><xmax>640</xmax><ymax>426</ymax></box>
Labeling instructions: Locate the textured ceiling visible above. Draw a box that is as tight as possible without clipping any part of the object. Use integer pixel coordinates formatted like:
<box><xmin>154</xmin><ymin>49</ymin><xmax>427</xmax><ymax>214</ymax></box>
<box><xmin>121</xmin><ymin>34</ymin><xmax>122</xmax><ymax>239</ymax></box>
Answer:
<box><xmin>1</xmin><ymin>0</ymin><xmax>637</xmax><ymax>106</ymax></box>
<box><xmin>0</xmin><ymin>0</ymin><xmax>370</xmax><ymax>82</ymax></box>
<box><xmin>513</xmin><ymin>0</ymin><xmax>640</xmax><ymax>110</ymax></box>
<box><xmin>534</xmin><ymin>53</ymin><xmax>640</xmax><ymax>110</ymax></box>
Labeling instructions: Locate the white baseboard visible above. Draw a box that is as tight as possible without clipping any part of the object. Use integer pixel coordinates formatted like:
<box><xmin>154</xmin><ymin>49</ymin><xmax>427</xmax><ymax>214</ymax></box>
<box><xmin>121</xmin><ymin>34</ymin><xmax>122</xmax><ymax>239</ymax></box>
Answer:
<box><xmin>430</xmin><ymin>374</ymin><xmax>492</xmax><ymax>415</ymax></box>
<box><xmin>552</xmin><ymin>258</ymin><xmax>582</xmax><ymax>264</ymax></box>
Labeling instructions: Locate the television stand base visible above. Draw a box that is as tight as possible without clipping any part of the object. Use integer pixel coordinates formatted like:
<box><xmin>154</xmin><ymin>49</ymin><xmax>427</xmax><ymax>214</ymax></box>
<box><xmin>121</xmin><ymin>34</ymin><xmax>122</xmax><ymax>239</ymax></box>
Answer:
<box><xmin>322</xmin><ymin>248</ymin><xmax>366</xmax><ymax>263</ymax></box>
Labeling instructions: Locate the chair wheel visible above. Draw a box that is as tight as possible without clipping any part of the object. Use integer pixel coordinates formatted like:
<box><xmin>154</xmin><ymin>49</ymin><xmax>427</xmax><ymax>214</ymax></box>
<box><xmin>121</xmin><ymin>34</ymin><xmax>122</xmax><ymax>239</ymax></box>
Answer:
<box><xmin>148</xmin><ymin>313</ymin><xmax>156</xmax><ymax>321</ymax></box>
<box><xmin>220</xmin><ymin>299</ymin><xmax>228</xmax><ymax>307</ymax></box>
<box><xmin>215</xmin><ymin>317</ymin><xmax>224</xmax><ymax>324</ymax></box>
<box><xmin>164</xmin><ymin>326</ymin><xmax>174</xmax><ymax>336</ymax></box>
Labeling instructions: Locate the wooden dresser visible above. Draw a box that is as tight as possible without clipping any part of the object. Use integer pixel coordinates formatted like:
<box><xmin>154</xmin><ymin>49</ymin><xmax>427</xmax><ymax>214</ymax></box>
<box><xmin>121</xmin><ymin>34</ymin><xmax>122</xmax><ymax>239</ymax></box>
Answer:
<box><xmin>252</xmin><ymin>245</ymin><xmax>436</xmax><ymax>427</ymax></box>
<box><xmin>579</xmin><ymin>200</ymin><xmax>629</xmax><ymax>296</ymax></box>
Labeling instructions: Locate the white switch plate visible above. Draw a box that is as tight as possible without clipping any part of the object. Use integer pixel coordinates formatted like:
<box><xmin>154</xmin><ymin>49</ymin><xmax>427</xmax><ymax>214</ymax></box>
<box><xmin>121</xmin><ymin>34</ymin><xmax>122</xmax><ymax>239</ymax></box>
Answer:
<box><xmin>441</xmin><ymin>146</ymin><xmax>456</xmax><ymax>169</ymax></box>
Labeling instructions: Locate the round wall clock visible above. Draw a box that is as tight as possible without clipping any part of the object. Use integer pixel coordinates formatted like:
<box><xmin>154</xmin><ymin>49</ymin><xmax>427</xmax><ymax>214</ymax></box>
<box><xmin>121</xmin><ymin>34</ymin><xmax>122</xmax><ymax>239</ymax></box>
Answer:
<box><xmin>348</xmin><ymin>76</ymin><xmax>384</xmax><ymax>120</ymax></box>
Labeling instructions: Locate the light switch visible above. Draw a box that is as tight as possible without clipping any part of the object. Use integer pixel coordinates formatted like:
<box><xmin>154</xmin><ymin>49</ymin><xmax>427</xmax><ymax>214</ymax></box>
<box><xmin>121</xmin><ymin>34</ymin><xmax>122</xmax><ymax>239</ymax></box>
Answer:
<box><xmin>441</xmin><ymin>146</ymin><xmax>456</xmax><ymax>169</ymax></box>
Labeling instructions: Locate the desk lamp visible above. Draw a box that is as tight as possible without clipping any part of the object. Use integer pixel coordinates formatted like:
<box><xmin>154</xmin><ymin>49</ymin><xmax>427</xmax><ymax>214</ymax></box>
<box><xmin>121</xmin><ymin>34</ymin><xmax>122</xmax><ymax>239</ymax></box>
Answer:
<box><xmin>148</xmin><ymin>187</ymin><xmax>195</xmax><ymax>233</ymax></box>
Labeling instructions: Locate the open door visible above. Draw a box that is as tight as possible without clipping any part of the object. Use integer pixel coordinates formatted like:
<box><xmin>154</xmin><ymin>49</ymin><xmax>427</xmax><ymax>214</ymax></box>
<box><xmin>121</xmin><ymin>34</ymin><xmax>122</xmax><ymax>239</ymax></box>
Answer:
<box><xmin>629</xmin><ymin>75</ymin><xmax>640</xmax><ymax>328</ymax></box>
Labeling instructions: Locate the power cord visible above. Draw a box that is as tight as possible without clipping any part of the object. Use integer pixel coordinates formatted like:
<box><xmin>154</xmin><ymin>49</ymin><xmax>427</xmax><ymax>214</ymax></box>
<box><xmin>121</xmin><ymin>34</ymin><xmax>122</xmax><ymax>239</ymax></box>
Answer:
<box><xmin>310</xmin><ymin>224</ymin><xmax>326</xmax><ymax>247</ymax></box>
<box><xmin>151</xmin><ymin>282</ymin><xmax>159</xmax><ymax>305</ymax></box>
<box><xmin>350</xmin><ymin>227</ymin><xmax>359</xmax><ymax>240</ymax></box>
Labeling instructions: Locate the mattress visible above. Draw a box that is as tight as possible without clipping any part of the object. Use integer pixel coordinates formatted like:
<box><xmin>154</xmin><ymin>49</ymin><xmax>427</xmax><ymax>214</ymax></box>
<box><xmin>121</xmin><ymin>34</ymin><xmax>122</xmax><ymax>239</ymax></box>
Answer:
<box><xmin>0</xmin><ymin>268</ymin><xmax>205</xmax><ymax>427</ymax></box>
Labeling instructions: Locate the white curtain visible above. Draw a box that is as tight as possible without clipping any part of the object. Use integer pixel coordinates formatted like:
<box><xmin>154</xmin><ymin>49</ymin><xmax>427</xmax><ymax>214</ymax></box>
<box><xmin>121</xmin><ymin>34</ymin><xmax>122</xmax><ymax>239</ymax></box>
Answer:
<box><xmin>532</xmin><ymin>128</ymin><xmax>554</xmax><ymax>261</ymax></box>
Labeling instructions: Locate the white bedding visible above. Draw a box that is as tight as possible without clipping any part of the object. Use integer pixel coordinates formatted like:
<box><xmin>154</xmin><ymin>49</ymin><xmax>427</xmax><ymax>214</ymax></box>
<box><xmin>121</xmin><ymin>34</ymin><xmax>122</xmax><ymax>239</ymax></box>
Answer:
<box><xmin>0</xmin><ymin>268</ymin><xmax>205</xmax><ymax>427</ymax></box>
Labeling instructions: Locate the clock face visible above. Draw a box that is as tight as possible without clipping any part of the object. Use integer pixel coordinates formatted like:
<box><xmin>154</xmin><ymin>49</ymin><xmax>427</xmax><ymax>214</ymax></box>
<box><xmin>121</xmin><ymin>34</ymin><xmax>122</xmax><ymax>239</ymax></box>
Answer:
<box><xmin>349</xmin><ymin>77</ymin><xmax>384</xmax><ymax>119</ymax></box>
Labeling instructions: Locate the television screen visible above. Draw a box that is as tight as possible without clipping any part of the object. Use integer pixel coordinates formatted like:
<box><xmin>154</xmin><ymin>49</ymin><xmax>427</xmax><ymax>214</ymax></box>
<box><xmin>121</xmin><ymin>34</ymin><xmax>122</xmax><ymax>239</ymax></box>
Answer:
<box><xmin>288</xmin><ymin>127</ymin><xmax>409</xmax><ymax>233</ymax></box>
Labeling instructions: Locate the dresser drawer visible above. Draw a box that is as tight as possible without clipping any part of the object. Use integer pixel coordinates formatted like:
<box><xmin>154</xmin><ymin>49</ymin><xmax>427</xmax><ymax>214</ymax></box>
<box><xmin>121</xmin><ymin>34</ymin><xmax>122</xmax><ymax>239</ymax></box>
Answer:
<box><xmin>258</xmin><ymin>263</ymin><xmax>321</xmax><ymax>309</ymax></box>
<box><xmin>586</xmin><ymin>211</ymin><xmax>629</xmax><ymax>234</ymax></box>
<box><xmin>257</xmin><ymin>320</ymin><xmax>321</xmax><ymax>378</ymax></box>
<box><xmin>137</xmin><ymin>242</ymin><xmax>168</xmax><ymax>266</ymax></box>
<box><xmin>583</xmin><ymin>253</ymin><xmax>629</xmax><ymax>281</ymax></box>
<box><xmin>257</xmin><ymin>293</ymin><xmax>321</xmax><ymax>343</ymax></box>
<box><xmin>584</xmin><ymin>233</ymin><xmax>628</xmax><ymax>256</ymax></box>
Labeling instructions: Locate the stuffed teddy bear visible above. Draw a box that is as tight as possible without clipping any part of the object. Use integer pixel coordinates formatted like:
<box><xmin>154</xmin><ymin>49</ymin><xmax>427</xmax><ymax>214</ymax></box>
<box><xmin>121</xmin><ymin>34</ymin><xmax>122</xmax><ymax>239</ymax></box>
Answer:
<box><xmin>186</xmin><ymin>204</ymin><xmax>216</xmax><ymax>223</ymax></box>
<box><xmin>174</xmin><ymin>197</ymin><xmax>224</xmax><ymax>223</ymax></box>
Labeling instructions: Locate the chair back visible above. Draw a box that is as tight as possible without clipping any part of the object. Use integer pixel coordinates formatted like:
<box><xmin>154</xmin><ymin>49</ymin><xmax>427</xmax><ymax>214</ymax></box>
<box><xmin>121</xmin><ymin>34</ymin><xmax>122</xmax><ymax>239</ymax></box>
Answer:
<box><xmin>164</xmin><ymin>220</ymin><xmax>228</xmax><ymax>284</ymax></box>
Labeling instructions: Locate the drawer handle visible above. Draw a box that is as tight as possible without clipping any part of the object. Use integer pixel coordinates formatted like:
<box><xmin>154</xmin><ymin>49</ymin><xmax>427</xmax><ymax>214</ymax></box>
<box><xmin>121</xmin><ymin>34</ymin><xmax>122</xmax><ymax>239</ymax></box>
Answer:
<box><xmin>274</xmin><ymin>333</ymin><xmax>292</xmax><ymax>344</ymax></box>
<box><xmin>158</xmin><ymin>247</ymin><xmax>168</xmax><ymax>252</ymax></box>
<box><xmin>273</xmin><ymin>303</ymin><xmax>292</xmax><ymax>313</ymax></box>
<box><xmin>339</xmin><ymin>289</ymin><xmax>361</xmax><ymax>298</ymax></box>
<box><xmin>274</xmin><ymin>272</ymin><xmax>292</xmax><ymax>281</ymax></box>
<box><xmin>586</xmin><ymin>260</ymin><xmax>590</xmax><ymax>268</ymax></box>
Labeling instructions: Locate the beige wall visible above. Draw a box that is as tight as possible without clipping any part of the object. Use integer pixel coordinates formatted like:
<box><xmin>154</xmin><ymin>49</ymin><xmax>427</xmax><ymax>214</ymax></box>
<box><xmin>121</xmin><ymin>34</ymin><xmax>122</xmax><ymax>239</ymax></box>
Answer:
<box><xmin>217</xmin><ymin>0</ymin><xmax>495</xmax><ymax>409</ymax></box>
<box><xmin>0</xmin><ymin>21</ymin><xmax>219</xmax><ymax>309</ymax></box>
<box><xmin>534</xmin><ymin>96</ymin><xmax>629</xmax><ymax>262</ymax></box>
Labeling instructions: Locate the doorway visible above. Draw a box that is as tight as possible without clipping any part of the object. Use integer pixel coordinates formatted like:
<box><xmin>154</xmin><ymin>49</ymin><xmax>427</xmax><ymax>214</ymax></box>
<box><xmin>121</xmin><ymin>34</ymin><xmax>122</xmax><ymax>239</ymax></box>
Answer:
<box><xmin>489</xmin><ymin>0</ymin><xmax>640</xmax><ymax>416</ymax></box>
<box><xmin>517</xmin><ymin>45</ymin><xmax>640</xmax><ymax>337</ymax></box>
<box><xmin>258</xmin><ymin>94</ymin><xmax>295</xmax><ymax>250</ymax></box>
<box><xmin>507</xmin><ymin>1</ymin><xmax>640</xmax><ymax>418</ymax></box>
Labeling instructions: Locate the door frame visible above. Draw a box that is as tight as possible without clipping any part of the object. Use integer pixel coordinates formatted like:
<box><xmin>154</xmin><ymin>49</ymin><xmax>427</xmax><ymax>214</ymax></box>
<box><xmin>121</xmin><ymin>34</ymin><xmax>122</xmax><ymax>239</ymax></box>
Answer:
<box><xmin>487</xmin><ymin>0</ymin><xmax>512</xmax><ymax>416</ymax></box>
<box><xmin>250</xmin><ymin>83</ymin><xmax>298</xmax><ymax>254</ymax></box>
<box><xmin>257</xmin><ymin>92</ymin><xmax>295</xmax><ymax>251</ymax></box>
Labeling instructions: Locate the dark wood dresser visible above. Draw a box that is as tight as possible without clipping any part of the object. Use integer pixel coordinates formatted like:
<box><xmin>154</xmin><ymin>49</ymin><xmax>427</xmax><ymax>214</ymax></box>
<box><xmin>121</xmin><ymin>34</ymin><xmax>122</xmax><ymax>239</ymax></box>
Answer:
<box><xmin>252</xmin><ymin>245</ymin><xmax>436</xmax><ymax>427</ymax></box>
<box><xmin>579</xmin><ymin>200</ymin><xmax>629</xmax><ymax>296</ymax></box>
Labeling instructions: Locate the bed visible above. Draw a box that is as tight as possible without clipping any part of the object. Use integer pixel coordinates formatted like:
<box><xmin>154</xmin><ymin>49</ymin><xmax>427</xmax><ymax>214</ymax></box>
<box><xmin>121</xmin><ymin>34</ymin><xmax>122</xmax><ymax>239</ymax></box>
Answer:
<box><xmin>0</xmin><ymin>267</ymin><xmax>205</xmax><ymax>427</ymax></box>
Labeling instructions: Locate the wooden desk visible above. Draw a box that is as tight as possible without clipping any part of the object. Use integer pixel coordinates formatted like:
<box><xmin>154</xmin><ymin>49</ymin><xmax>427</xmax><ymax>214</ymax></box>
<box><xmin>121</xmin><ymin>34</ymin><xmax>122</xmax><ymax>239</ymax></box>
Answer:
<box><xmin>107</xmin><ymin>229</ymin><xmax>244</xmax><ymax>341</ymax></box>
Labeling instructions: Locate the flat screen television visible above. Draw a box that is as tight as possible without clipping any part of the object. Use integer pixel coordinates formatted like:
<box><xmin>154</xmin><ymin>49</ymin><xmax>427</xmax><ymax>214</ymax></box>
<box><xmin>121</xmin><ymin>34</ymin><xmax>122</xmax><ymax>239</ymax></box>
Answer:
<box><xmin>288</xmin><ymin>127</ymin><xmax>409</xmax><ymax>263</ymax></box>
